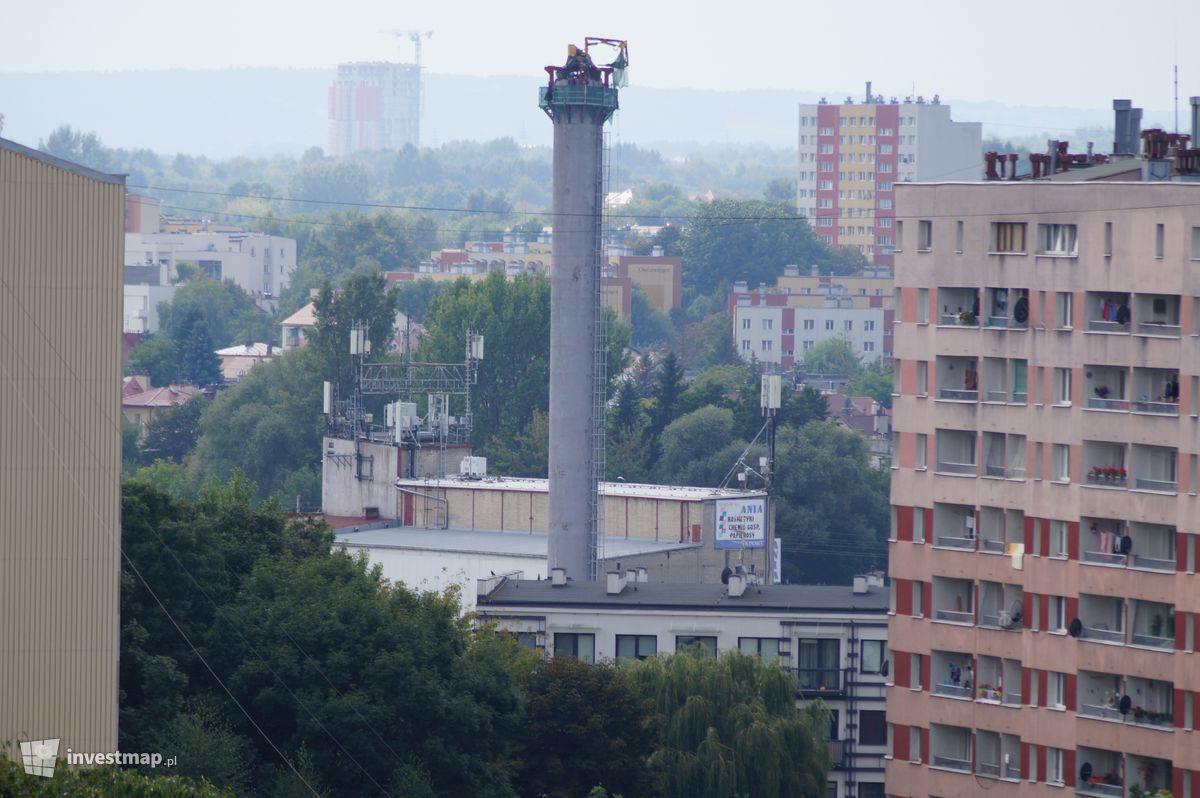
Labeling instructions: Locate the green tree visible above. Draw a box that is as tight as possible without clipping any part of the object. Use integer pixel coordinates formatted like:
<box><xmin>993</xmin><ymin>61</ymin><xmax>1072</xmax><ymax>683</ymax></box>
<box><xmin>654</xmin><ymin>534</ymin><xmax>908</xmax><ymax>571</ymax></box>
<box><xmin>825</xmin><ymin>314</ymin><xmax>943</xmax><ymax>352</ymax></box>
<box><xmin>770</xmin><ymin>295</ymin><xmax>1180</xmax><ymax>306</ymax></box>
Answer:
<box><xmin>515</xmin><ymin>656</ymin><xmax>654</xmax><ymax>798</ymax></box>
<box><xmin>140</xmin><ymin>396</ymin><xmax>209</xmax><ymax>465</ymax></box>
<box><xmin>612</xmin><ymin>380</ymin><xmax>644</xmax><ymax>431</ymax></box>
<box><xmin>300</xmin><ymin>211</ymin><xmax>430</xmax><ymax>277</ymax></box>
<box><xmin>772</xmin><ymin>421</ymin><xmax>890</xmax><ymax>584</ymax></box>
<box><xmin>39</xmin><ymin>125</ymin><xmax>116</xmax><ymax>171</ymax></box>
<box><xmin>189</xmin><ymin>347</ymin><xmax>324</xmax><ymax>499</ymax></box>
<box><xmin>307</xmin><ymin>270</ymin><xmax>397</xmax><ymax>393</ymax></box>
<box><xmin>485</xmin><ymin>409</ymin><xmax>550</xmax><ymax>478</ymax></box>
<box><xmin>0</xmin><ymin>752</ymin><xmax>233</xmax><ymax>797</ymax></box>
<box><xmin>650</xmin><ymin>352</ymin><xmax>686</xmax><ymax>436</ymax></box>
<box><xmin>394</xmin><ymin>278</ymin><xmax>448</xmax><ymax>323</ymax></box>
<box><xmin>762</xmin><ymin>178</ymin><xmax>796</xmax><ymax>203</ymax></box>
<box><xmin>164</xmin><ymin>704</ymin><xmax>253</xmax><ymax>794</ymax></box>
<box><xmin>631</xmin><ymin>285</ymin><xmax>674</xmax><ymax>347</ymax></box>
<box><xmin>801</xmin><ymin>336</ymin><xmax>863</xmax><ymax>376</ymax></box>
<box><xmin>606</xmin><ymin>421</ymin><xmax>653</xmax><ymax>484</ymax></box>
<box><xmin>656</xmin><ymin>405</ymin><xmax>739</xmax><ymax>485</ymax></box>
<box><xmin>844</xmin><ymin>361</ymin><xmax>894</xmax><ymax>408</ymax></box>
<box><xmin>128</xmin><ymin>336</ymin><xmax>180</xmax><ymax>387</ymax></box>
<box><xmin>159</xmin><ymin>278</ymin><xmax>276</xmax><ymax>350</ymax></box>
<box><xmin>176</xmin><ymin>310</ymin><xmax>224</xmax><ymax>387</ymax></box>
<box><xmin>629</xmin><ymin>649</ymin><xmax>832</xmax><ymax>798</ymax></box>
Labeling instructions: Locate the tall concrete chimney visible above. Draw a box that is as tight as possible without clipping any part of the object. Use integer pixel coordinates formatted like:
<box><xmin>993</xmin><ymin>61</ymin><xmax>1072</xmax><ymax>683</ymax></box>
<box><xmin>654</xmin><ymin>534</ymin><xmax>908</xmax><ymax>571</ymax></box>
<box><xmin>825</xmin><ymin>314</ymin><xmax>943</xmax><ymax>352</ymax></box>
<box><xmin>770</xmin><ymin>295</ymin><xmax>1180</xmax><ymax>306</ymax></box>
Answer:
<box><xmin>1191</xmin><ymin>96</ymin><xmax>1200</xmax><ymax>146</ymax></box>
<box><xmin>1112</xmin><ymin>99</ymin><xmax>1144</xmax><ymax>156</ymax></box>
<box><xmin>865</xmin><ymin>81</ymin><xmax>872</xmax><ymax>104</ymax></box>
<box><xmin>539</xmin><ymin>41</ymin><xmax>624</xmax><ymax>580</ymax></box>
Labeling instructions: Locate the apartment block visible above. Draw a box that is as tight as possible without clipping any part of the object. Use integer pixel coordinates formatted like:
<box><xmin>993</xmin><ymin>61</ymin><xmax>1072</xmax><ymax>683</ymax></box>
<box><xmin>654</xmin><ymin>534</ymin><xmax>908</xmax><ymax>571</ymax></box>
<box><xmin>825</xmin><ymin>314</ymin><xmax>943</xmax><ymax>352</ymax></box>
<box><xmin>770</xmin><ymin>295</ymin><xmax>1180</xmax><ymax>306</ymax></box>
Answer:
<box><xmin>797</xmin><ymin>86</ymin><xmax>981</xmax><ymax>270</ymax></box>
<box><xmin>328</xmin><ymin>61</ymin><xmax>421</xmax><ymax>154</ymax></box>
<box><xmin>887</xmin><ymin>181</ymin><xmax>1200</xmax><ymax>798</ymax></box>
<box><xmin>476</xmin><ymin>573</ymin><xmax>890</xmax><ymax>798</ymax></box>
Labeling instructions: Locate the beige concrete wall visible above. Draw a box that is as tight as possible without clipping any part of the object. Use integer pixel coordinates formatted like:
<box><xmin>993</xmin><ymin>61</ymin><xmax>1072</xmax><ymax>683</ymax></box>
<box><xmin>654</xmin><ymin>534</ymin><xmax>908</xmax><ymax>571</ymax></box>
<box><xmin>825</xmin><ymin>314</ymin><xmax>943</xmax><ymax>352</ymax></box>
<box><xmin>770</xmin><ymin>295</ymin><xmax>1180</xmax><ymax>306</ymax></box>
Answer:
<box><xmin>0</xmin><ymin>141</ymin><xmax>123</xmax><ymax>758</ymax></box>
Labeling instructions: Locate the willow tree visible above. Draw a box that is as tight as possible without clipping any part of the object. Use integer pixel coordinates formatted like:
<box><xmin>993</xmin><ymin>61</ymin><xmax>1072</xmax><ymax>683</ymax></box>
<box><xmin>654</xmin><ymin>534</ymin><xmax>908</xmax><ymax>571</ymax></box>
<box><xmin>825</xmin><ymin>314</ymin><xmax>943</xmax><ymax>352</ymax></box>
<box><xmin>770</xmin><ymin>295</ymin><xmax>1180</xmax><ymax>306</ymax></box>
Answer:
<box><xmin>629</xmin><ymin>649</ymin><xmax>831</xmax><ymax>798</ymax></box>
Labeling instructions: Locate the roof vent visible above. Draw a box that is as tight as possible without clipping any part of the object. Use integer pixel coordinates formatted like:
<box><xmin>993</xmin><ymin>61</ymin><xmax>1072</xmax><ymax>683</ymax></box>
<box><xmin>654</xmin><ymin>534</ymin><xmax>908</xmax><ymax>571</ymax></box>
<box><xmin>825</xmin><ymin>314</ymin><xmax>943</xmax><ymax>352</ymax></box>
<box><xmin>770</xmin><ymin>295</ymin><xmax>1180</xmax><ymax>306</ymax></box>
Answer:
<box><xmin>853</xmin><ymin>576</ymin><xmax>868</xmax><ymax>594</ymax></box>
<box><xmin>727</xmin><ymin>573</ymin><xmax>747</xmax><ymax>597</ymax></box>
<box><xmin>606</xmin><ymin>571</ymin><xmax>628</xmax><ymax>595</ymax></box>
<box><xmin>550</xmin><ymin>567</ymin><xmax>567</xmax><ymax>587</ymax></box>
<box><xmin>636</xmin><ymin>567</ymin><xmax>648</xmax><ymax>583</ymax></box>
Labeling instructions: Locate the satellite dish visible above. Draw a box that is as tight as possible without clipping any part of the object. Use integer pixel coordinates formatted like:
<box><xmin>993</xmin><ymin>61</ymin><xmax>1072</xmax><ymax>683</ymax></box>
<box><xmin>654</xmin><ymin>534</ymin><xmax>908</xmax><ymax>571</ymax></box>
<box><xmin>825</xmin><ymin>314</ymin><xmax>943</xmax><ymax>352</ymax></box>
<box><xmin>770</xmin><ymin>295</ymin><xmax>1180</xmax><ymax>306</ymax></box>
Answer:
<box><xmin>720</xmin><ymin>566</ymin><xmax>732</xmax><ymax>585</ymax></box>
<box><xmin>1119</xmin><ymin>695</ymin><xmax>1132</xmax><ymax>715</ymax></box>
<box><xmin>881</xmin><ymin>659</ymin><xmax>890</xmax><ymax>677</ymax></box>
<box><xmin>1068</xmin><ymin>618</ymin><xmax>1083</xmax><ymax>637</ymax></box>
<box><xmin>1080</xmin><ymin>762</ymin><xmax>1094</xmax><ymax>783</ymax></box>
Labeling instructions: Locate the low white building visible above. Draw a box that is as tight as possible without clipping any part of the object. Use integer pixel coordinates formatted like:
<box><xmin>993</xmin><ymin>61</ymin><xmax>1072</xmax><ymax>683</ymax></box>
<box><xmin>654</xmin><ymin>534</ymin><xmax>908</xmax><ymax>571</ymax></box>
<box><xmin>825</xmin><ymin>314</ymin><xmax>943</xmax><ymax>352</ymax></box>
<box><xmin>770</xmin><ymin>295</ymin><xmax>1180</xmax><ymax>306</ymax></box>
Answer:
<box><xmin>123</xmin><ymin>283</ymin><xmax>177</xmax><ymax>333</ymax></box>
<box><xmin>476</xmin><ymin>572</ymin><xmax>891</xmax><ymax>798</ymax></box>
<box><xmin>124</xmin><ymin>230</ymin><xmax>297</xmax><ymax>308</ymax></box>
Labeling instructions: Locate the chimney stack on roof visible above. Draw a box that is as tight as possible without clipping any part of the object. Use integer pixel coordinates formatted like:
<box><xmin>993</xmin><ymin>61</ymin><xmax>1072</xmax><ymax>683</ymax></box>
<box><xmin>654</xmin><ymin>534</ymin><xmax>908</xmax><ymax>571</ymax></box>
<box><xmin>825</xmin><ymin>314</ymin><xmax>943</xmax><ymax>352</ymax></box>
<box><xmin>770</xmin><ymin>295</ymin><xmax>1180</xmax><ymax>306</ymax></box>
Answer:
<box><xmin>1113</xmin><ymin>99</ymin><xmax>1143</xmax><ymax>156</ymax></box>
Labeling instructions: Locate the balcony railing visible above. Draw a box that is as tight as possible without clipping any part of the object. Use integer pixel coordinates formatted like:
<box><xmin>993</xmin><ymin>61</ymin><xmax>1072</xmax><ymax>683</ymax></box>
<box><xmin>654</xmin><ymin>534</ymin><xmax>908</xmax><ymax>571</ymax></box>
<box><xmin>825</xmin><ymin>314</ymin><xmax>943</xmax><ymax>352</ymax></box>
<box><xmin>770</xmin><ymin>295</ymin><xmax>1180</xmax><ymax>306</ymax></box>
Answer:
<box><xmin>1087</xmin><ymin>398</ymin><xmax>1129</xmax><ymax>411</ymax></box>
<box><xmin>793</xmin><ymin>667</ymin><xmax>843</xmax><ymax>694</ymax></box>
<box><xmin>976</xmin><ymin>761</ymin><xmax>1001</xmax><ymax>777</ymax></box>
<box><xmin>1133</xmin><ymin>400</ymin><xmax>1179</xmax><ymax>415</ymax></box>
<box><xmin>933</xmin><ymin>682</ymin><xmax>972</xmax><ymax>699</ymax></box>
<box><xmin>939</xmin><ymin>313</ymin><xmax>979</xmax><ymax>327</ymax></box>
<box><xmin>980</xmin><ymin>538</ymin><xmax>1006</xmax><ymax>553</ymax></box>
<box><xmin>932</xmin><ymin>753</ymin><xmax>972</xmax><ymax>772</ymax></box>
<box><xmin>1079</xmin><ymin>703</ymin><xmax>1123</xmax><ymax>722</ymax></box>
<box><xmin>984</xmin><ymin>390</ymin><xmax>1008</xmax><ymax>402</ymax></box>
<box><xmin>1129</xmin><ymin>633</ymin><xmax>1174</xmax><ymax>650</ymax></box>
<box><xmin>1136</xmin><ymin>322</ymin><xmax>1181</xmax><ymax>337</ymax></box>
<box><xmin>1130</xmin><ymin>554</ymin><xmax>1175</xmax><ymax>572</ymax></box>
<box><xmin>936</xmin><ymin>461</ymin><xmax>976</xmax><ymax>475</ymax></box>
<box><xmin>1004</xmin><ymin>762</ymin><xmax>1021</xmax><ymax>780</ymax></box>
<box><xmin>1082</xmin><ymin>550</ymin><xmax>1127</xmax><ymax>566</ymax></box>
<box><xmin>1010</xmin><ymin>391</ymin><xmax>1028</xmax><ymax>404</ymax></box>
<box><xmin>1134</xmin><ymin>477</ymin><xmax>1176</xmax><ymax>493</ymax></box>
<box><xmin>934</xmin><ymin>535</ymin><xmax>975</xmax><ymax>550</ymax></box>
<box><xmin>1085</xmin><ymin>473</ymin><xmax>1127</xmax><ymax>488</ymax></box>
<box><xmin>934</xmin><ymin>609</ymin><xmax>975</xmax><ymax>624</ymax></box>
<box><xmin>1129</xmin><ymin>709</ymin><xmax>1174</xmax><ymax>728</ymax></box>
<box><xmin>1077</xmin><ymin>780</ymin><xmax>1123</xmax><ymax>798</ymax></box>
<box><xmin>1081</xmin><ymin>626</ymin><xmax>1124</xmax><ymax>643</ymax></box>
<box><xmin>938</xmin><ymin>388</ymin><xmax>977</xmax><ymax>401</ymax></box>
<box><xmin>1087</xmin><ymin>319</ymin><xmax>1129</xmax><ymax>333</ymax></box>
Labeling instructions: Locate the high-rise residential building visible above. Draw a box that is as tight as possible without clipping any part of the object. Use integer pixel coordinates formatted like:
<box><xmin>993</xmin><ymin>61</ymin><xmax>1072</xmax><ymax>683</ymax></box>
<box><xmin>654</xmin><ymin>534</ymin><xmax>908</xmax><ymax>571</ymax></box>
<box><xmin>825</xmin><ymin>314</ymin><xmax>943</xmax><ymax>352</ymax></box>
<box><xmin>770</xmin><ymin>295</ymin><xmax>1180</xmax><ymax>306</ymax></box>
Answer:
<box><xmin>797</xmin><ymin>85</ymin><xmax>981</xmax><ymax>271</ymax></box>
<box><xmin>1</xmin><ymin>138</ymin><xmax>123</xmax><ymax>761</ymax></box>
<box><xmin>328</xmin><ymin>62</ymin><xmax>421</xmax><ymax>155</ymax></box>
<box><xmin>886</xmin><ymin>180</ymin><xmax>1200</xmax><ymax>798</ymax></box>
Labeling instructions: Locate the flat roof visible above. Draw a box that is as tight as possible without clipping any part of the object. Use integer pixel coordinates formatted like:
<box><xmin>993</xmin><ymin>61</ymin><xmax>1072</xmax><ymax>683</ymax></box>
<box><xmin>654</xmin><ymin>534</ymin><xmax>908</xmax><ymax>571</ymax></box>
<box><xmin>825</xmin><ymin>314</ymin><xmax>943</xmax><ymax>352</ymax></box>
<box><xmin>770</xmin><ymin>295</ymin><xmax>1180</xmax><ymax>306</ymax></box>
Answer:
<box><xmin>478</xmin><ymin>579</ymin><xmax>890</xmax><ymax>614</ymax></box>
<box><xmin>334</xmin><ymin>525</ymin><xmax>694</xmax><ymax>559</ymax></box>
<box><xmin>396</xmin><ymin>475</ymin><xmax>764</xmax><ymax>501</ymax></box>
<box><xmin>0</xmin><ymin>137</ymin><xmax>125</xmax><ymax>185</ymax></box>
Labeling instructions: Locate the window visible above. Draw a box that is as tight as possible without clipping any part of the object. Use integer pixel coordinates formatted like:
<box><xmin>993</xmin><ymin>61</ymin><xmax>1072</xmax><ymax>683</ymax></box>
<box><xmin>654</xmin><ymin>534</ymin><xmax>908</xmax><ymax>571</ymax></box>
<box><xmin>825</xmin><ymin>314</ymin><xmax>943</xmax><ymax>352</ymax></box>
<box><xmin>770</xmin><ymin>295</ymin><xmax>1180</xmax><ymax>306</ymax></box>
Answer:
<box><xmin>741</xmin><ymin>318</ymin><xmax>751</xmax><ymax>329</ymax></box>
<box><xmin>912</xmin><ymin>581</ymin><xmax>924</xmax><ymax>616</ymax></box>
<box><xmin>1191</xmin><ymin>226</ymin><xmax>1200</xmax><ymax>259</ymax></box>
<box><xmin>739</xmin><ymin>637</ymin><xmax>781</xmax><ymax>663</ymax></box>
<box><xmin>864</xmin><ymin>341</ymin><xmax>875</xmax><ymax>352</ymax></box>
<box><xmin>825</xmin><ymin>320</ymin><xmax>834</xmax><ymax>330</ymax></box>
<box><xmin>762</xmin><ymin>318</ymin><xmax>773</xmax><ymax>330</ymax></box>
<box><xmin>955</xmin><ymin>220</ymin><xmax>964</xmax><ymax>252</ymax></box>
<box><xmin>1037</xmin><ymin>223</ymin><xmax>1078</xmax><ymax>256</ymax></box>
<box><xmin>676</xmin><ymin>635</ymin><xmax>717</xmax><ymax>657</ymax></box>
<box><xmin>1105</xmin><ymin>222</ymin><xmax>1113</xmax><ymax>257</ymax></box>
<box><xmin>917</xmin><ymin>360</ymin><xmax>928</xmax><ymax>394</ymax></box>
<box><xmin>1050</xmin><ymin>520</ymin><xmax>1069</xmax><ymax>558</ymax></box>
<box><xmin>554</xmin><ymin>632</ymin><xmax>595</xmax><ymax>663</ymax></box>
<box><xmin>803</xmin><ymin>319</ymin><xmax>815</xmax><ymax>330</ymax></box>
<box><xmin>844</xmin><ymin>320</ymin><xmax>853</xmax><ymax>331</ymax></box>
<box><xmin>616</xmin><ymin>634</ymin><xmax>657</xmax><ymax>661</ymax></box>
<box><xmin>1047</xmin><ymin>747</ymin><xmax>1064</xmax><ymax>784</ymax></box>
<box><xmin>803</xmin><ymin>340</ymin><xmax>814</xmax><ymax>350</ymax></box>
<box><xmin>861</xmin><ymin>640</ymin><xmax>886</xmax><ymax>673</ymax></box>
<box><xmin>990</xmin><ymin>222</ymin><xmax>1027</xmax><ymax>253</ymax></box>
<box><xmin>1046</xmin><ymin>671</ymin><xmax>1065</xmax><ymax>708</ymax></box>
<box><xmin>1048</xmin><ymin>596</ymin><xmax>1067</xmax><ymax>632</ymax></box>
<box><xmin>796</xmin><ymin>638</ymin><xmax>840</xmax><ymax>690</ymax></box>
<box><xmin>895</xmin><ymin>220</ymin><xmax>904</xmax><ymax>249</ymax></box>
<box><xmin>742</xmin><ymin>340</ymin><xmax>751</xmax><ymax>351</ymax></box>
<box><xmin>913</xmin><ymin>505</ymin><xmax>926</xmax><ymax>542</ymax></box>
<box><xmin>1156</xmin><ymin>223</ymin><xmax>1165</xmax><ymax>257</ymax></box>
<box><xmin>917</xmin><ymin>220</ymin><xmax>933</xmax><ymax>250</ymax></box>
<box><xmin>917</xmin><ymin>288</ymin><xmax>929</xmax><ymax>323</ymax></box>
<box><xmin>863</xmin><ymin>319</ymin><xmax>875</xmax><ymax>331</ymax></box>
<box><xmin>761</xmin><ymin>340</ymin><xmax>772</xmax><ymax>352</ymax></box>
<box><xmin>879</xmin><ymin>144</ymin><xmax>893</xmax><ymax>154</ymax></box>
<box><xmin>1055</xmin><ymin>291</ymin><xmax>1073</xmax><ymax>328</ymax></box>
<box><xmin>1052</xmin><ymin>444</ymin><xmax>1070</xmax><ymax>482</ymax></box>
<box><xmin>859</xmin><ymin>710</ymin><xmax>887</xmax><ymax>745</ymax></box>
<box><xmin>908</xmin><ymin>725</ymin><xmax>922</xmax><ymax>761</ymax></box>
<box><xmin>1053</xmin><ymin>367</ymin><xmax>1072</xmax><ymax>405</ymax></box>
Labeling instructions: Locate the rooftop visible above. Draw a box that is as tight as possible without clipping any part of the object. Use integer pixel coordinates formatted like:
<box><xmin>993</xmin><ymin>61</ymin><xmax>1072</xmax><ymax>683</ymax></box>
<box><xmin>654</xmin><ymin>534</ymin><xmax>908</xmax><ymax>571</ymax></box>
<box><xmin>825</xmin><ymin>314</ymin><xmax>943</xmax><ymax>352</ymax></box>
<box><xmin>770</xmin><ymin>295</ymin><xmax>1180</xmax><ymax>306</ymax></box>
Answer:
<box><xmin>395</xmin><ymin>475</ymin><xmax>764</xmax><ymax>501</ymax></box>
<box><xmin>214</xmin><ymin>342</ymin><xmax>277</xmax><ymax>357</ymax></box>
<box><xmin>478</xmin><ymin>578</ymin><xmax>890</xmax><ymax>614</ymax></box>
<box><xmin>121</xmin><ymin>385</ymin><xmax>199</xmax><ymax>408</ymax></box>
<box><xmin>0</xmin><ymin>137</ymin><xmax>125</xmax><ymax>185</ymax></box>
<box><xmin>334</xmin><ymin>524</ymin><xmax>694</xmax><ymax>559</ymax></box>
<box><xmin>281</xmin><ymin>302</ymin><xmax>317</xmax><ymax>328</ymax></box>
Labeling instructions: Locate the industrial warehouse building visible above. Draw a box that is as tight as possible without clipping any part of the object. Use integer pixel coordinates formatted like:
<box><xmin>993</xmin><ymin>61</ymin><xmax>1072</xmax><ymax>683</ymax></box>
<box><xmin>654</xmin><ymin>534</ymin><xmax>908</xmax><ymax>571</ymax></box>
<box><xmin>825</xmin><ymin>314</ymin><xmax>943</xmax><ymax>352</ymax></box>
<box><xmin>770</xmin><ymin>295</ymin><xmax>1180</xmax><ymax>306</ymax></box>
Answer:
<box><xmin>0</xmin><ymin>138</ymin><xmax>123</xmax><ymax>761</ymax></box>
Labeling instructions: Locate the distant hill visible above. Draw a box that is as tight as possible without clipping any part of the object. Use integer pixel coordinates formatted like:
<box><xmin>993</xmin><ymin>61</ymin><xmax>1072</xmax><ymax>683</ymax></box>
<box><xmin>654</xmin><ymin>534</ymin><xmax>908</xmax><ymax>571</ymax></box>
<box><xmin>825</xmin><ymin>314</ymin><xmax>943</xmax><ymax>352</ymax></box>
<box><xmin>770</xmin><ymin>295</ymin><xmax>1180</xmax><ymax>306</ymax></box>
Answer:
<box><xmin>0</xmin><ymin>68</ymin><xmax>1158</xmax><ymax>158</ymax></box>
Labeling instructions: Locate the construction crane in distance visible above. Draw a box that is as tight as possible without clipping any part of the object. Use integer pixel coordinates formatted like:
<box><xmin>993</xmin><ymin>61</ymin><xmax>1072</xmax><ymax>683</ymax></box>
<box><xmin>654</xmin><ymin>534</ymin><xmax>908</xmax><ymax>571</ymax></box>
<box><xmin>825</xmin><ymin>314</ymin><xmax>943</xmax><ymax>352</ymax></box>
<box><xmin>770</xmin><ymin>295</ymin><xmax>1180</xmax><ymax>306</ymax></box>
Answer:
<box><xmin>379</xmin><ymin>29</ymin><xmax>432</xmax><ymax>68</ymax></box>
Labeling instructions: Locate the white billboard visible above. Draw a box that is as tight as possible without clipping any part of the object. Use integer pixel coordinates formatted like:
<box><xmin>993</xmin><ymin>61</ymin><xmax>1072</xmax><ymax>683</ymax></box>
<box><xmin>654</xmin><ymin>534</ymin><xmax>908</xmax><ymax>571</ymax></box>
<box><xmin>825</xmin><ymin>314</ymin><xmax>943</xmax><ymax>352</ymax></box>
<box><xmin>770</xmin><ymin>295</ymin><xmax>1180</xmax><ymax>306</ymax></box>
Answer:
<box><xmin>714</xmin><ymin>497</ymin><xmax>767</xmax><ymax>549</ymax></box>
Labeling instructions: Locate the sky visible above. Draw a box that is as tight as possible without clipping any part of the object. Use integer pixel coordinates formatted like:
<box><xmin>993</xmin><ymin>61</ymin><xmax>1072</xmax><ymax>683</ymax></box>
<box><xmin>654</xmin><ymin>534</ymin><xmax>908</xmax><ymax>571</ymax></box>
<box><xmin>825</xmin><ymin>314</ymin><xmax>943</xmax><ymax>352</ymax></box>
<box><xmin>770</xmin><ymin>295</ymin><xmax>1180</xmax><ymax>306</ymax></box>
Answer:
<box><xmin>2</xmin><ymin>0</ymin><xmax>1194</xmax><ymax>114</ymax></box>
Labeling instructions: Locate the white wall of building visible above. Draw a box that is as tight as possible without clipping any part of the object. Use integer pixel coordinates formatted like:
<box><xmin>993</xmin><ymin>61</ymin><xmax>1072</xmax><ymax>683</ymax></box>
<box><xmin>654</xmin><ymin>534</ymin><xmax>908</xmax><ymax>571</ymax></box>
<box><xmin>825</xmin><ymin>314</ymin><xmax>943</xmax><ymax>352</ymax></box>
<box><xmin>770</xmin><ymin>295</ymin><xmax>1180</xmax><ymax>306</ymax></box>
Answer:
<box><xmin>123</xmin><ymin>284</ymin><xmax>177</xmax><ymax>333</ymax></box>
<box><xmin>734</xmin><ymin>303</ymin><xmax>886</xmax><ymax>367</ymax></box>
<box><xmin>124</xmin><ymin>231</ymin><xmax>297</xmax><ymax>304</ymax></box>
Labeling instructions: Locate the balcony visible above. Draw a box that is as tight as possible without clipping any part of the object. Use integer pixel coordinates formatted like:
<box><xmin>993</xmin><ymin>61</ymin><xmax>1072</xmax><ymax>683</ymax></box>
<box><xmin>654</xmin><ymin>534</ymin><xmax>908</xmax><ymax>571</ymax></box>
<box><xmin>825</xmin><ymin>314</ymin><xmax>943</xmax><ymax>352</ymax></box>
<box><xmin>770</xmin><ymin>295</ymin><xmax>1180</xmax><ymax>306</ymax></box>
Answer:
<box><xmin>1127</xmin><ymin>676</ymin><xmax>1175</xmax><ymax>729</ymax></box>
<box><xmin>1132</xmin><ymin>368</ymin><xmax>1180</xmax><ymax>415</ymax></box>
<box><xmin>1077</xmin><ymin>670</ymin><xmax>1124</xmax><ymax>722</ymax></box>
<box><xmin>1085</xmin><ymin>291</ymin><xmax>1131</xmax><ymax>334</ymax></box>
<box><xmin>1134</xmin><ymin>293</ymin><xmax>1181</xmax><ymax>337</ymax></box>
<box><xmin>978</xmin><ymin>582</ymin><xmax>1024</xmax><ymax>631</ymax></box>
<box><xmin>1076</xmin><ymin>746</ymin><xmax>1124</xmax><ymax>798</ymax></box>
<box><xmin>1128</xmin><ymin>523</ymin><xmax>1176</xmax><ymax>572</ymax></box>
<box><xmin>933</xmin><ymin>502</ymin><xmax>976</xmax><ymax>550</ymax></box>
<box><xmin>1078</xmin><ymin>593</ymin><xmax>1124</xmax><ymax>644</ymax></box>
<box><xmin>932</xmin><ymin>576</ymin><xmax>974</xmax><ymax>624</ymax></box>
<box><xmin>793</xmin><ymin>667</ymin><xmax>844</xmax><ymax>696</ymax></box>
<box><xmin>982</xmin><ymin>434</ymin><xmax>1026</xmax><ymax>480</ymax></box>
<box><xmin>937</xmin><ymin>288</ymin><xmax>981</xmax><ymax>327</ymax></box>
<box><xmin>1084</xmin><ymin>365</ymin><xmax>1129</xmax><ymax>411</ymax></box>
<box><xmin>931</xmin><ymin>650</ymin><xmax>974</xmax><ymax>699</ymax></box>
<box><xmin>976</xmin><ymin>730</ymin><xmax>1021</xmax><ymax>780</ymax></box>
<box><xmin>1126</xmin><ymin>754</ymin><xmax>1172</xmax><ymax>798</ymax></box>
<box><xmin>929</xmin><ymin>723</ymin><xmax>972</xmax><ymax>773</ymax></box>
<box><xmin>1131</xmin><ymin>444</ymin><xmax>1178</xmax><ymax>493</ymax></box>
<box><xmin>975</xmin><ymin>655</ymin><xmax>1022</xmax><ymax>705</ymax></box>
<box><xmin>982</xmin><ymin>357</ymin><xmax>1008</xmax><ymax>402</ymax></box>
<box><xmin>1129</xmin><ymin>600</ymin><xmax>1175</xmax><ymax>650</ymax></box>
<box><xmin>1081</xmin><ymin>517</ymin><xmax>1127</xmax><ymax>566</ymax></box>
<box><xmin>935</xmin><ymin>429</ymin><xmax>976</xmax><ymax>476</ymax></box>
<box><xmin>978</xmin><ymin>506</ymin><xmax>1007</xmax><ymax>553</ymax></box>
<box><xmin>936</xmin><ymin>356</ymin><xmax>979</xmax><ymax>401</ymax></box>
<box><xmin>983</xmin><ymin>287</ymin><xmax>1030</xmax><ymax>331</ymax></box>
<box><xmin>1082</xmin><ymin>441</ymin><xmax>1127</xmax><ymax>489</ymax></box>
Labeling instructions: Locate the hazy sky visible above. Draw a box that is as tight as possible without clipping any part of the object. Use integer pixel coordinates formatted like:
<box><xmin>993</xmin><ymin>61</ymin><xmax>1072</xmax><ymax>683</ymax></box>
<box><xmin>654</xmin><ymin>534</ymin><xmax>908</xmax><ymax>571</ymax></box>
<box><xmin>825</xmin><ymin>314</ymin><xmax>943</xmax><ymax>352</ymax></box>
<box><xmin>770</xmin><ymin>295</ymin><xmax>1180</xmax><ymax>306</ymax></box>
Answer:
<box><xmin>3</xmin><ymin>0</ymin><xmax>1193</xmax><ymax>113</ymax></box>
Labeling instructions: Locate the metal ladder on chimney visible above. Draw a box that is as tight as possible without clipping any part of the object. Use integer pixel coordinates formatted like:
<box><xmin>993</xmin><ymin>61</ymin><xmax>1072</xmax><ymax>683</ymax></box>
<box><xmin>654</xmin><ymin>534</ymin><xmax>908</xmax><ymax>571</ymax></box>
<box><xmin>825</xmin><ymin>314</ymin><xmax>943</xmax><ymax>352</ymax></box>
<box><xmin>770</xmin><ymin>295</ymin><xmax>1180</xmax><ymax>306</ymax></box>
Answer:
<box><xmin>586</xmin><ymin>128</ymin><xmax>610</xmax><ymax>581</ymax></box>
<box><xmin>843</xmin><ymin>621</ymin><xmax>860</xmax><ymax>798</ymax></box>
